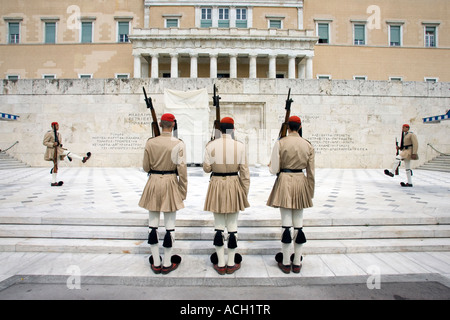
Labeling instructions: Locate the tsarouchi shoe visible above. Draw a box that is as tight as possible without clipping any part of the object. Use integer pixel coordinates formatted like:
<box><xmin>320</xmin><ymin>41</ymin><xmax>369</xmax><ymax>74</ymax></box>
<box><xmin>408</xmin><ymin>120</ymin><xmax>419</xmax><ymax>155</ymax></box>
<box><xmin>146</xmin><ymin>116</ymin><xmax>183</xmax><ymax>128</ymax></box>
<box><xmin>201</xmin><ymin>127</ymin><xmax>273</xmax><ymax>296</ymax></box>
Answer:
<box><xmin>161</xmin><ymin>255</ymin><xmax>182</xmax><ymax>275</ymax></box>
<box><xmin>226</xmin><ymin>253</ymin><xmax>243</xmax><ymax>274</ymax></box>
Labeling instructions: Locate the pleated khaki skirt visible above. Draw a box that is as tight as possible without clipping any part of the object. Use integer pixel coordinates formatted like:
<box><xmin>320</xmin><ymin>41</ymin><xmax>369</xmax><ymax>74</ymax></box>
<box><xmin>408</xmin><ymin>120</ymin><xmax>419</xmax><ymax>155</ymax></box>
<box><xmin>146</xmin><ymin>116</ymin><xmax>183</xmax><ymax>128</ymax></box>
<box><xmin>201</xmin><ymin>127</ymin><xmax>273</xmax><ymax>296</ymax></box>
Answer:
<box><xmin>204</xmin><ymin>176</ymin><xmax>250</xmax><ymax>214</ymax></box>
<box><xmin>139</xmin><ymin>174</ymin><xmax>185</xmax><ymax>212</ymax></box>
<box><xmin>266</xmin><ymin>172</ymin><xmax>313</xmax><ymax>210</ymax></box>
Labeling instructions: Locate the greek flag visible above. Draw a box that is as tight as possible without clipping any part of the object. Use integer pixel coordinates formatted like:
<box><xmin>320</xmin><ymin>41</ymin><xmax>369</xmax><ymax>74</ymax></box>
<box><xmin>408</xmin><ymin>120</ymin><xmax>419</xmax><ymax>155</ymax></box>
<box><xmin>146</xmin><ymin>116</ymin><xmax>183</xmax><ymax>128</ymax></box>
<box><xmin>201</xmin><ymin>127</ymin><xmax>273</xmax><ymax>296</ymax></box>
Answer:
<box><xmin>423</xmin><ymin>110</ymin><xmax>450</xmax><ymax>123</ymax></box>
<box><xmin>0</xmin><ymin>113</ymin><xmax>19</xmax><ymax>121</ymax></box>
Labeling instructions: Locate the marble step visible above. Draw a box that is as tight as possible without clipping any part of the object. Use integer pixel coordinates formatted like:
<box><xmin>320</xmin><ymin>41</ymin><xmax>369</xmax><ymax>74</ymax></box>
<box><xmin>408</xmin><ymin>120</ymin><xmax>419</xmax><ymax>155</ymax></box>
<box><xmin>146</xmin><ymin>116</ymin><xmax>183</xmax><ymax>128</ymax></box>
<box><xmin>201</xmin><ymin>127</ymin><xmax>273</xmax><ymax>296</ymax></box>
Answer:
<box><xmin>1</xmin><ymin>237</ymin><xmax>450</xmax><ymax>255</ymax></box>
<box><xmin>1</xmin><ymin>224</ymin><xmax>450</xmax><ymax>241</ymax></box>
<box><xmin>1</xmin><ymin>212</ymin><xmax>448</xmax><ymax>227</ymax></box>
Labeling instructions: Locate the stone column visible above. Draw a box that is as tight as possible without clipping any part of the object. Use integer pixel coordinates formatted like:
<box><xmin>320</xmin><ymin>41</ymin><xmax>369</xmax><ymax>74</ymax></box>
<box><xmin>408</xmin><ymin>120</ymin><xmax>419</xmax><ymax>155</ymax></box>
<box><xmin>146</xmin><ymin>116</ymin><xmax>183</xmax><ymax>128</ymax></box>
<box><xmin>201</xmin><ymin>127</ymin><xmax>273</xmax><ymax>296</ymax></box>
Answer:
<box><xmin>210</xmin><ymin>53</ymin><xmax>218</xmax><ymax>78</ymax></box>
<box><xmin>298</xmin><ymin>58</ymin><xmax>306</xmax><ymax>79</ymax></box>
<box><xmin>268</xmin><ymin>54</ymin><xmax>277</xmax><ymax>79</ymax></box>
<box><xmin>190</xmin><ymin>53</ymin><xmax>198</xmax><ymax>78</ymax></box>
<box><xmin>249</xmin><ymin>54</ymin><xmax>257</xmax><ymax>79</ymax></box>
<box><xmin>170</xmin><ymin>53</ymin><xmax>178</xmax><ymax>78</ymax></box>
<box><xmin>151</xmin><ymin>53</ymin><xmax>159</xmax><ymax>78</ymax></box>
<box><xmin>230</xmin><ymin>53</ymin><xmax>237</xmax><ymax>78</ymax></box>
<box><xmin>305</xmin><ymin>55</ymin><xmax>313</xmax><ymax>79</ymax></box>
<box><xmin>133</xmin><ymin>54</ymin><xmax>141</xmax><ymax>78</ymax></box>
<box><xmin>288</xmin><ymin>55</ymin><xmax>296</xmax><ymax>79</ymax></box>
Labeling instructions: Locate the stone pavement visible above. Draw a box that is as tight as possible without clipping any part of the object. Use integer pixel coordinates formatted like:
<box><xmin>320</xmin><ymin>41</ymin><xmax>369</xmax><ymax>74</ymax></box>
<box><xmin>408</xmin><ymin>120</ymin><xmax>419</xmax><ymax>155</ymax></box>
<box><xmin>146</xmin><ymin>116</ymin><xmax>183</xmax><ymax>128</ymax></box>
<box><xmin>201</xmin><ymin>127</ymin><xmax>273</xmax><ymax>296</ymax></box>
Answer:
<box><xmin>0</xmin><ymin>165</ymin><xmax>450</xmax><ymax>298</ymax></box>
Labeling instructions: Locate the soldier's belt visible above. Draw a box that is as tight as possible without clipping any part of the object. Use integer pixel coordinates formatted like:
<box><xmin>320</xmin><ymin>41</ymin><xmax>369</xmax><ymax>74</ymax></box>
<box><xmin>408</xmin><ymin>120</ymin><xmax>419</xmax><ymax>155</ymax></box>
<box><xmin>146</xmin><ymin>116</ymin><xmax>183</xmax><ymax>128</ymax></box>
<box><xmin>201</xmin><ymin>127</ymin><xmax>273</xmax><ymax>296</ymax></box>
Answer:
<box><xmin>149</xmin><ymin>170</ymin><xmax>177</xmax><ymax>175</ymax></box>
<box><xmin>211</xmin><ymin>172</ymin><xmax>238</xmax><ymax>177</ymax></box>
<box><xmin>280</xmin><ymin>169</ymin><xmax>303</xmax><ymax>173</ymax></box>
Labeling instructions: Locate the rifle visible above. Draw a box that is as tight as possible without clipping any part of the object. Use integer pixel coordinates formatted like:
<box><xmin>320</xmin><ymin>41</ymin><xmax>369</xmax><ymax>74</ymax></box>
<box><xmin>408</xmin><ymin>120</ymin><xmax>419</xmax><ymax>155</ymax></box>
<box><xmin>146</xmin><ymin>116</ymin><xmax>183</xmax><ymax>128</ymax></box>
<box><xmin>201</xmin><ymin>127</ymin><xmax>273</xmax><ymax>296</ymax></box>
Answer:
<box><xmin>143</xmin><ymin>87</ymin><xmax>161</xmax><ymax>137</ymax></box>
<box><xmin>211</xmin><ymin>84</ymin><xmax>221</xmax><ymax>140</ymax></box>
<box><xmin>395</xmin><ymin>138</ymin><xmax>400</xmax><ymax>175</ymax></box>
<box><xmin>278</xmin><ymin>88</ymin><xmax>294</xmax><ymax>139</ymax></box>
<box><xmin>52</xmin><ymin>123</ymin><xmax>59</xmax><ymax>174</ymax></box>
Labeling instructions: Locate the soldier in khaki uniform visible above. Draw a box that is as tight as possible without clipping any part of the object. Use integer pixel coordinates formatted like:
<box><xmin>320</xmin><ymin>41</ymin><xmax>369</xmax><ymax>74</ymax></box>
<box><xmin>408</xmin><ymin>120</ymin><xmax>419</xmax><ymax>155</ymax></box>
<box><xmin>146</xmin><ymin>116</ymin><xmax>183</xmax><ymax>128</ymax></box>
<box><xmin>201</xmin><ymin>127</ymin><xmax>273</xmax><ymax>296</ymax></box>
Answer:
<box><xmin>43</xmin><ymin>122</ymin><xmax>91</xmax><ymax>186</ymax></box>
<box><xmin>384</xmin><ymin>124</ymin><xmax>419</xmax><ymax>187</ymax></box>
<box><xmin>203</xmin><ymin>117</ymin><xmax>250</xmax><ymax>275</ymax></box>
<box><xmin>139</xmin><ymin>113</ymin><xmax>187</xmax><ymax>274</ymax></box>
<box><xmin>267</xmin><ymin>116</ymin><xmax>315</xmax><ymax>274</ymax></box>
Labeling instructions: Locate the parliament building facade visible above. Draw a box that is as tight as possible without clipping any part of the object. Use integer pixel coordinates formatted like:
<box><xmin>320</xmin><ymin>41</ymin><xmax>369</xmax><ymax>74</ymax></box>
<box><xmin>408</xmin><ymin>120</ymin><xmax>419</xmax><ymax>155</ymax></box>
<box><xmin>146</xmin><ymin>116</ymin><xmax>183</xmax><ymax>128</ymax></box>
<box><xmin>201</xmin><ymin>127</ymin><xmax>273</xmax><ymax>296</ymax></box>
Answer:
<box><xmin>1</xmin><ymin>0</ymin><xmax>449</xmax><ymax>82</ymax></box>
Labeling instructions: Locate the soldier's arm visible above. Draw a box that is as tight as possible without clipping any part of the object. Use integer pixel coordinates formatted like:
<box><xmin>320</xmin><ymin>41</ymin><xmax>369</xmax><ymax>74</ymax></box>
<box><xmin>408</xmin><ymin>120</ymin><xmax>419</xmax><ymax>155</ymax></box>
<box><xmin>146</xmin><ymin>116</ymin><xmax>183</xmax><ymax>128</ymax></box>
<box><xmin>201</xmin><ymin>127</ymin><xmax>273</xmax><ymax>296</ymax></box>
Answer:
<box><xmin>268</xmin><ymin>141</ymin><xmax>280</xmax><ymax>175</ymax></box>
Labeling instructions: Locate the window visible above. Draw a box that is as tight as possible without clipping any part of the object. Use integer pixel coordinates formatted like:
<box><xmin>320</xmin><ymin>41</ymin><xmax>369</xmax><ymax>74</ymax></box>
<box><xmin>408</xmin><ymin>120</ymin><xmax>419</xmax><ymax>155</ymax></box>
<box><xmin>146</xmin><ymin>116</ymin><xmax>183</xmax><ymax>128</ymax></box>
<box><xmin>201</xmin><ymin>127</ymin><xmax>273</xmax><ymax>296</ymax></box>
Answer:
<box><xmin>78</xmin><ymin>74</ymin><xmax>92</xmax><ymax>79</ymax></box>
<box><xmin>165</xmin><ymin>19</ymin><xmax>178</xmax><ymax>28</ymax></box>
<box><xmin>43</xmin><ymin>74</ymin><xmax>56</xmax><ymax>79</ymax></box>
<box><xmin>425</xmin><ymin>26</ymin><xmax>437</xmax><ymax>47</ymax></box>
<box><xmin>218</xmin><ymin>8</ymin><xmax>229</xmax><ymax>28</ymax></box>
<box><xmin>8</xmin><ymin>22</ymin><xmax>20</xmax><ymax>44</ymax></box>
<box><xmin>354</xmin><ymin>24</ymin><xmax>365</xmax><ymax>45</ymax></box>
<box><xmin>115</xmin><ymin>74</ymin><xmax>129</xmax><ymax>79</ymax></box>
<box><xmin>201</xmin><ymin>8</ymin><xmax>212</xmax><ymax>28</ymax></box>
<box><xmin>389</xmin><ymin>77</ymin><xmax>403</xmax><ymax>81</ymax></box>
<box><xmin>425</xmin><ymin>77</ymin><xmax>438</xmax><ymax>83</ymax></box>
<box><xmin>389</xmin><ymin>25</ymin><xmax>401</xmax><ymax>46</ymax></box>
<box><xmin>353</xmin><ymin>75</ymin><xmax>367</xmax><ymax>80</ymax></box>
<box><xmin>81</xmin><ymin>21</ymin><xmax>93</xmax><ymax>43</ymax></box>
<box><xmin>317</xmin><ymin>75</ymin><xmax>331</xmax><ymax>80</ymax></box>
<box><xmin>236</xmin><ymin>8</ymin><xmax>247</xmax><ymax>28</ymax></box>
<box><xmin>118</xmin><ymin>21</ymin><xmax>129</xmax><ymax>42</ymax></box>
<box><xmin>269</xmin><ymin>20</ymin><xmax>282</xmax><ymax>29</ymax></box>
<box><xmin>7</xmin><ymin>75</ymin><xmax>19</xmax><ymax>80</ymax></box>
<box><xmin>318</xmin><ymin>23</ymin><xmax>329</xmax><ymax>44</ymax></box>
<box><xmin>45</xmin><ymin>22</ymin><xmax>56</xmax><ymax>44</ymax></box>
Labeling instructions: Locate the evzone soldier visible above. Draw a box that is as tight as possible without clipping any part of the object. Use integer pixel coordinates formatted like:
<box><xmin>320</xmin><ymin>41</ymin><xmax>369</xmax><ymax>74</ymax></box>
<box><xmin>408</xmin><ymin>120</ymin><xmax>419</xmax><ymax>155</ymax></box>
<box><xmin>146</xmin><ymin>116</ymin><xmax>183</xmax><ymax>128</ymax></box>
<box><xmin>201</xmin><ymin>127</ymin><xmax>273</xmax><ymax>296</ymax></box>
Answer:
<box><xmin>384</xmin><ymin>124</ymin><xmax>419</xmax><ymax>187</ymax></box>
<box><xmin>139</xmin><ymin>113</ymin><xmax>187</xmax><ymax>275</ymax></box>
<box><xmin>203</xmin><ymin>117</ymin><xmax>250</xmax><ymax>275</ymax></box>
<box><xmin>267</xmin><ymin>116</ymin><xmax>315</xmax><ymax>274</ymax></box>
<box><xmin>43</xmin><ymin>122</ymin><xmax>91</xmax><ymax>186</ymax></box>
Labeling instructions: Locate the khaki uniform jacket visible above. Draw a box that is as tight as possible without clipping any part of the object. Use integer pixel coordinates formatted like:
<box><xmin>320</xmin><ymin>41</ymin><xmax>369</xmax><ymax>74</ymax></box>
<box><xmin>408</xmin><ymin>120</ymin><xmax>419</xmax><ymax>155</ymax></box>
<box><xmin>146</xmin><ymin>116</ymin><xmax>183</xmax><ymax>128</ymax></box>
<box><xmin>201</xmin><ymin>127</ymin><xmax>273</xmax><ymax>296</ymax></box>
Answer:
<box><xmin>203</xmin><ymin>134</ymin><xmax>250</xmax><ymax>214</ymax></box>
<box><xmin>43</xmin><ymin>130</ymin><xmax>65</xmax><ymax>161</ymax></box>
<box><xmin>138</xmin><ymin>132</ymin><xmax>188</xmax><ymax>212</ymax></box>
<box><xmin>400</xmin><ymin>131</ymin><xmax>419</xmax><ymax>160</ymax></box>
<box><xmin>267</xmin><ymin>132</ymin><xmax>315</xmax><ymax>209</ymax></box>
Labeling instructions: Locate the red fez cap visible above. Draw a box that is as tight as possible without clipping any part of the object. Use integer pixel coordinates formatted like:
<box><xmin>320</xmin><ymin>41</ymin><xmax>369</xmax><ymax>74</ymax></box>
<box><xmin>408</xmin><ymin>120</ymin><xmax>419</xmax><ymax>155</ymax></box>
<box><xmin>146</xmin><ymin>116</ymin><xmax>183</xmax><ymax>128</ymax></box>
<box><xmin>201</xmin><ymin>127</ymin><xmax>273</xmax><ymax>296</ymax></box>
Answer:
<box><xmin>403</xmin><ymin>124</ymin><xmax>410</xmax><ymax>128</ymax></box>
<box><xmin>51</xmin><ymin>122</ymin><xmax>58</xmax><ymax>127</ymax></box>
<box><xmin>220</xmin><ymin>117</ymin><xmax>234</xmax><ymax>124</ymax></box>
<box><xmin>288</xmin><ymin>116</ymin><xmax>301</xmax><ymax>123</ymax></box>
<box><xmin>161</xmin><ymin>113</ymin><xmax>175</xmax><ymax>122</ymax></box>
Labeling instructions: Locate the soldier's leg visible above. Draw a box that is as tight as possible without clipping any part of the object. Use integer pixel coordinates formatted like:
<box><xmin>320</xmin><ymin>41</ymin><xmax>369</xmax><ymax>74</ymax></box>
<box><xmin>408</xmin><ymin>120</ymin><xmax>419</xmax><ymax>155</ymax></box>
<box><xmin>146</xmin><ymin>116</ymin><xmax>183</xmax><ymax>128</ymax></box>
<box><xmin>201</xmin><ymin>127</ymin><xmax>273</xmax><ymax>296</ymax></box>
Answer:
<box><xmin>385</xmin><ymin>155</ymin><xmax>402</xmax><ymax>177</ymax></box>
<box><xmin>292</xmin><ymin>209</ymin><xmax>306</xmax><ymax>272</ymax></box>
<box><xmin>162</xmin><ymin>211</ymin><xmax>176</xmax><ymax>268</ymax></box>
<box><xmin>404</xmin><ymin>159</ymin><xmax>413</xmax><ymax>186</ymax></box>
<box><xmin>225</xmin><ymin>212</ymin><xmax>239</xmax><ymax>268</ymax></box>
<box><xmin>280</xmin><ymin>208</ymin><xmax>293</xmax><ymax>267</ymax></box>
<box><xmin>213</xmin><ymin>213</ymin><xmax>226</xmax><ymax>270</ymax></box>
<box><xmin>51</xmin><ymin>156</ymin><xmax>62</xmax><ymax>186</ymax></box>
<box><xmin>148</xmin><ymin>211</ymin><xmax>161</xmax><ymax>270</ymax></box>
<box><xmin>61</xmin><ymin>150</ymin><xmax>91</xmax><ymax>163</ymax></box>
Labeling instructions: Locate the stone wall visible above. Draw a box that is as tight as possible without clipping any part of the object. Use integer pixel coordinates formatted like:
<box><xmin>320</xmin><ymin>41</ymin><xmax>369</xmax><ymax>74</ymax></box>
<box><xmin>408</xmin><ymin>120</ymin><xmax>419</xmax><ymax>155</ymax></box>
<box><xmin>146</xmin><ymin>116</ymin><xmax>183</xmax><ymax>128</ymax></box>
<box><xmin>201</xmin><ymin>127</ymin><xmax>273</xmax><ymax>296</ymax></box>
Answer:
<box><xmin>1</xmin><ymin>78</ymin><xmax>449</xmax><ymax>169</ymax></box>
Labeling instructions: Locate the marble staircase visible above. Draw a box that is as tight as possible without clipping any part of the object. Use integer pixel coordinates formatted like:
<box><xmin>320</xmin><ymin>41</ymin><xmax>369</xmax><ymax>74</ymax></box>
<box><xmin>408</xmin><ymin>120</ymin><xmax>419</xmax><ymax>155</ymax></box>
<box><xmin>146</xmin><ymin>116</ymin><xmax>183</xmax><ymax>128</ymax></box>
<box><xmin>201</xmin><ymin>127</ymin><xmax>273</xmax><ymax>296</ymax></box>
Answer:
<box><xmin>1</xmin><ymin>212</ymin><xmax>449</xmax><ymax>255</ymax></box>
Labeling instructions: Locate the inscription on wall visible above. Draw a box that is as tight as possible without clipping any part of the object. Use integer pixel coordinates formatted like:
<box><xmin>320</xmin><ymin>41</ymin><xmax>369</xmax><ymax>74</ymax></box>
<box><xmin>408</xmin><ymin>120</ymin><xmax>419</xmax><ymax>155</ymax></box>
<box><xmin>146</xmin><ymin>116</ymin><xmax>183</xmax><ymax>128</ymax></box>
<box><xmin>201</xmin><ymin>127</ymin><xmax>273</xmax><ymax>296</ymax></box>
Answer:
<box><xmin>91</xmin><ymin>133</ymin><xmax>142</xmax><ymax>151</ymax></box>
<box><xmin>127</xmin><ymin>113</ymin><xmax>151</xmax><ymax>126</ymax></box>
<box><xmin>307</xmin><ymin>133</ymin><xmax>368</xmax><ymax>154</ymax></box>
